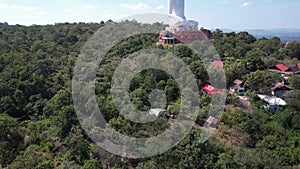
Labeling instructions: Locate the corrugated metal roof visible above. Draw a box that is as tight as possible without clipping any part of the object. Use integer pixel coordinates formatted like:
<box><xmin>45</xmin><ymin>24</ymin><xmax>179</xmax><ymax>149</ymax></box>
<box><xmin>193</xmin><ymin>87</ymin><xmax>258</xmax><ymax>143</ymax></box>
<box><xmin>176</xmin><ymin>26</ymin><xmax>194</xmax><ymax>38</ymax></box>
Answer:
<box><xmin>233</xmin><ymin>79</ymin><xmax>243</xmax><ymax>85</ymax></box>
<box><xmin>258</xmin><ymin>94</ymin><xmax>287</xmax><ymax>106</ymax></box>
<box><xmin>202</xmin><ymin>84</ymin><xmax>223</xmax><ymax>94</ymax></box>
<box><xmin>275</xmin><ymin>64</ymin><xmax>289</xmax><ymax>71</ymax></box>
<box><xmin>212</xmin><ymin>60</ymin><xmax>224</xmax><ymax>67</ymax></box>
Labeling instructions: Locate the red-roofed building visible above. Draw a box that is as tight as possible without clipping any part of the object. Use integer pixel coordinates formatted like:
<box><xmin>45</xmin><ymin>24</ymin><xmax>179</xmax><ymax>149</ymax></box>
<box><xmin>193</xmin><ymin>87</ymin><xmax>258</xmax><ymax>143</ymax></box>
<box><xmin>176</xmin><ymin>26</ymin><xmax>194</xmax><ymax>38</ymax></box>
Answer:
<box><xmin>202</xmin><ymin>84</ymin><xmax>223</xmax><ymax>95</ymax></box>
<box><xmin>271</xmin><ymin>82</ymin><xmax>292</xmax><ymax>97</ymax></box>
<box><xmin>289</xmin><ymin>65</ymin><xmax>300</xmax><ymax>74</ymax></box>
<box><xmin>157</xmin><ymin>30</ymin><xmax>209</xmax><ymax>45</ymax></box>
<box><xmin>269</xmin><ymin>63</ymin><xmax>300</xmax><ymax>74</ymax></box>
<box><xmin>212</xmin><ymin>60</ymin><xmax>224</xmax><ymax>67</ymax></box>
<box><xmin>206</xmin><ymin>116</ymin><xmax>219</xmax><ymax>127</ymax></box>
<box><xmin>274</xmin><ymin>64</ymin><xmax>289</xmax><ymax>71</ymax></box>
<box><xmin>230</xmin><ymin>79</ymin><xmax>246</xmax><ymax>95</ymax></box>
<box><xmin>233</xmin><ymin>79</ymin><xmax>243</xmax><ymax>86</ymax></box>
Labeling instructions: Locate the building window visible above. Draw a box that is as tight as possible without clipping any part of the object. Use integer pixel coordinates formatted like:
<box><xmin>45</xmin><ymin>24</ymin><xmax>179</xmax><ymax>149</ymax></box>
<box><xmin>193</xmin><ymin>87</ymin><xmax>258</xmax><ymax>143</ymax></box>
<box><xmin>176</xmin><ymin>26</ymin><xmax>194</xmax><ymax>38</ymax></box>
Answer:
<box><xmin>164</xmin><ymin>38</ymin><xmax>175</xmax><ymax>45</ymax></box>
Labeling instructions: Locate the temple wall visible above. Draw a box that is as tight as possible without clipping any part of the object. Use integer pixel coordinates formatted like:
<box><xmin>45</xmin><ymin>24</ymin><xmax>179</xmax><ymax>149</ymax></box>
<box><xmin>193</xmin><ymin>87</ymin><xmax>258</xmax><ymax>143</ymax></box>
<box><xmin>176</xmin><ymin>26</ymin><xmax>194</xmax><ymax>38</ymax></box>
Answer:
<box><xmin>157</xmin><ymin>30</ymin><xmax>210</xmax><ymax>45</ymax></box>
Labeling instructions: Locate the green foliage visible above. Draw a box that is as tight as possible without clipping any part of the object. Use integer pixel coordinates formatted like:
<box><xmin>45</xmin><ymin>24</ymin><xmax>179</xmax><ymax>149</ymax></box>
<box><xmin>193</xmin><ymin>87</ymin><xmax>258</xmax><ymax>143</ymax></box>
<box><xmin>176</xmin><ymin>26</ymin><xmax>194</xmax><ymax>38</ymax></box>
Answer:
<box><xmin>224</xmin><ymin>57</ymin><xmax>247</xmax><ymax>83</ymax></box>
<box><xmin>0</xmin><ymin>114</ymin><xmax>24</xmax><ymax>167</ymax></box>
<box><xmin>254</xmin><ymin>37</ymin><xmax>282</xmax><ymax>56</ymax></box>
<box><xmin>8</xmin><ymin>145</ymin><xmax>53</xmax><ymax>169</ymax></box>
<box><xmin>285</xmin><ymin>90</ymin><xmax>300</xmax><ymax>111</ymax></box>
<box><xmin>63</xmin><ymin>133</ymin><xmax>90</xmax><ymax>165</ymax></box>
<box><xmin>221</xmin><ymin>108</ymin><xmax>249</xmax><ymax>128</ymax></box>
<box><xmin>286</xmin><ymin>41</ymin><xmax>300</xmax><ymax>59</ymax></box>
<box><xmin>243</xmin><ymin>48</ymin><xmax>265</xmax><ymax>72</ymax></box>
<box><xmin>0</xmin><ymin>22</ymin><xmax>300</xmax><ymax>168</ymax></box>
<box><xmin>289</xmin><ymin>75</ymin><xmax>300</xmax><ymax>90</ymax></box>
<box><xmin>243</xmin><ymin>70</ymin><xmax>281</xmax><ymax>93</ymax></box>
<box><xmin>83</xmin><ymin>159</ymin><xmax>102</xmax><ymax>169</ymax></box>
<box><xmin>211</xmin><ymin>30</ymin><xmax>255</xmax><ymax>59</ymax></box>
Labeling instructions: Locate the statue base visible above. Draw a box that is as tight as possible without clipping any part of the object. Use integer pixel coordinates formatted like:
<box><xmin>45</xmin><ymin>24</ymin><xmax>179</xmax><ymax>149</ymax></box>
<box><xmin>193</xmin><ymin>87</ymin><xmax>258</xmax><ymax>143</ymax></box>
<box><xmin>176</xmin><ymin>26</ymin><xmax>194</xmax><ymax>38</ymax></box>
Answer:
<box><xmin>166</xmin><ymin>18</ymin><xmax>199</xmax><ymax>32</ymax></box>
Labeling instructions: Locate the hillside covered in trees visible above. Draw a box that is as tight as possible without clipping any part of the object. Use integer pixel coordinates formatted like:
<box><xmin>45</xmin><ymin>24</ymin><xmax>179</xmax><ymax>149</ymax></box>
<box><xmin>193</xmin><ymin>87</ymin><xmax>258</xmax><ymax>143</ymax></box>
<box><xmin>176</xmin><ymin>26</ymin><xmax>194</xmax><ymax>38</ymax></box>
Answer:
<box><xmin>1</xmin><ymin>21</ymin><xmax>300</xmax><ymax>168</ymax></box>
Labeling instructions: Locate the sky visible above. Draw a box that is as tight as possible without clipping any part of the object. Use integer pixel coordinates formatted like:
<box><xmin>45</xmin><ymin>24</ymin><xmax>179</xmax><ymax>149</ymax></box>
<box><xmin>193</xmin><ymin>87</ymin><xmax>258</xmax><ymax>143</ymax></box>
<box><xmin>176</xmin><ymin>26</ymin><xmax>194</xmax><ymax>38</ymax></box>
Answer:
<box><xmin>0</xmin><ymin>0</ymin><xmax>300</xmax><ymax>29</ymax></box>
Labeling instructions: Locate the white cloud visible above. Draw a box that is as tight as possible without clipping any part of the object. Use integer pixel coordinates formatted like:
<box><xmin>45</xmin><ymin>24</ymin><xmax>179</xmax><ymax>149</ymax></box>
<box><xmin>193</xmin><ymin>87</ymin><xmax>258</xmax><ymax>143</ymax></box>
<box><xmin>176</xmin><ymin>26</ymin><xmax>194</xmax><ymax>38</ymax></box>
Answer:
<box><xmin>119</xmin><ymin>2</ymin><xmax>150</xmax><ymax>10</ymax></box>
<box><xmin>241</xmin><ymin>2</ymin><xmax>252</xmax><ymax>7</ymax></box>
<box><xmin>11</xmin><ymin>4</ymin><xmax>39</xmax><ymax>11</ymax></box>
<box><xmin>0</xmin><ymin>3</ymin><xmax>47</xmax><ymax>26</ymax></box>
<box><xmin>84</xmin><ymin>4</ymin><xmax>99</xmax><ymax>10</ymax></box>
<box><xmin>155</xmin><ymin>5</ymin><xmax>164</xmax><ymax>10</ymax></box>
<box><xmin>0</xmin><ymin>3</ymin><xmax>8</xmax><ymax>9</ymax></box>
<box><xmin>0</xmin><ymin>3</ymin><xmax>39</xmax><ymax>11</ymax></box>
<box><xmin>221</xmin><ymin>1</ymin><xmax>227</xmax><ymax>4</ymax></box>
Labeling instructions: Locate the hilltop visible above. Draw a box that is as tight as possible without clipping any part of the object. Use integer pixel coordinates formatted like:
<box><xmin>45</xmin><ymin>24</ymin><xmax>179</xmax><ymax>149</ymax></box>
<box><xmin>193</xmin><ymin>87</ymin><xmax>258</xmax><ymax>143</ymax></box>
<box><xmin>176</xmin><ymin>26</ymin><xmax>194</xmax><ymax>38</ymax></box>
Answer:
<box><xmin>0</xmin><ymin>21</ymin><xmax>300</xmax><ymax>168</ymax></box>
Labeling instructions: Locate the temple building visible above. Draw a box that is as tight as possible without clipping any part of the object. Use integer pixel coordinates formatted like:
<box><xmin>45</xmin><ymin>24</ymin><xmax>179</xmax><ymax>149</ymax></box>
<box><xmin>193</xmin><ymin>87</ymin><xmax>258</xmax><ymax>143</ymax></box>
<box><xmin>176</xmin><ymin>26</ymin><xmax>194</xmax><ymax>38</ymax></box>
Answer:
<box><xmin>157</xmin><ymin>0</ymin><xmax>210</xmax><ymax>45</ymax></box>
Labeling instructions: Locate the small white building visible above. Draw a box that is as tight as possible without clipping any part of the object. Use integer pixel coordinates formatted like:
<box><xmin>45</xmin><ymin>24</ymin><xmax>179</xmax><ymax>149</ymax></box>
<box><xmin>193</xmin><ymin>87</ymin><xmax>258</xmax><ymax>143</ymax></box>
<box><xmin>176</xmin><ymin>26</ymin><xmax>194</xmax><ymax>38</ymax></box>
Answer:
<box><xmin>258</xmin><ymin>94</ymin><xmax>287</xmax><ymax>110</ymax></box>
<box><xmin>206</xmin><ymin>116</ymin><xmax>219</xmax><ymax>127</ymax></box>
<box><xmin>149</xmin><ymin>108</ymin><xmax>166</xmax><ymax>116</ymax></box>
<box><xmin>230</xmin><ymin>79</ymin><xmax>246</xmax><ymax>95</ymax></box>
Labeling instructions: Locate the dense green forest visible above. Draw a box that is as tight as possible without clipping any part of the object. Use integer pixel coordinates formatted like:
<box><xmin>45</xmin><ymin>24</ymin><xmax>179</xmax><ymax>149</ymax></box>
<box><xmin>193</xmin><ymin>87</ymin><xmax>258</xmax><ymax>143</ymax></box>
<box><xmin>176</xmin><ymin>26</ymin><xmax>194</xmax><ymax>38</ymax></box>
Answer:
<box><xmin>1</xmin><ymin>21</ymin><xmax>300</xmax><ymax>168</ymax></box>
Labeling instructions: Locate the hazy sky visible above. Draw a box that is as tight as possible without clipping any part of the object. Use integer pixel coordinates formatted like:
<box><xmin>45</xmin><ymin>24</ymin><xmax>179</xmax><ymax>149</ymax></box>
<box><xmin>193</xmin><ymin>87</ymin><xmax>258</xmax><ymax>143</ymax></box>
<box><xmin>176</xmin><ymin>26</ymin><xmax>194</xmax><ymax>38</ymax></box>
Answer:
<box><xmin>0</xmin><ymin>0</ymin><xmax>300</xmax><ymax>29</ymax></box>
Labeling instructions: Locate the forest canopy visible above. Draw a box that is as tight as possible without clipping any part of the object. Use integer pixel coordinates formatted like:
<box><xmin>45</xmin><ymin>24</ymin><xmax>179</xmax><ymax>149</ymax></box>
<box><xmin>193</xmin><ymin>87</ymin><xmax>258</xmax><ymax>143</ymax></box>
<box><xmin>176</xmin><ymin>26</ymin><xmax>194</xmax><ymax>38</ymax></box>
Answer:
<box><xmin>0</xmin><ymin>21</ymin><xmax>300</xmax><ymax>168</ymax></box>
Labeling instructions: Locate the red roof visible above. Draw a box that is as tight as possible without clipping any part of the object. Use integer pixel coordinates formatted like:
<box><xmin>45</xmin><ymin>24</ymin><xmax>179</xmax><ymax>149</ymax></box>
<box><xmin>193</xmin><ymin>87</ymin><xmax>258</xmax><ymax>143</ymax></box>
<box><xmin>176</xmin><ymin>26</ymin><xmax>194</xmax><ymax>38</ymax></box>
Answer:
<box><xmin>202</xmin><ymin>84</ymin><xmax>223</xmax><ymax>95</ymax></box>
<box><xmin>207</xmin><ymin>116</ymin><xmax>219</xmax><ymax>125</ymax></box>
<box><xmin>275</xmin><ymin>64</ymin><xmax>289</xmax><ymax>72</ymax></box>
<box><xmin>271</xmin><ymin>82</ymin><xmax>292</xmax><ymax>91</ymax></box>
<box><xmin>233</xmin><ymin>79</ymin><xmax>243</xmax><ymax>85</ymax></box>
<box><xmin>212</xmin><ymin>60</ymin><xmax>224</xmax><ymax>67</ymax></box>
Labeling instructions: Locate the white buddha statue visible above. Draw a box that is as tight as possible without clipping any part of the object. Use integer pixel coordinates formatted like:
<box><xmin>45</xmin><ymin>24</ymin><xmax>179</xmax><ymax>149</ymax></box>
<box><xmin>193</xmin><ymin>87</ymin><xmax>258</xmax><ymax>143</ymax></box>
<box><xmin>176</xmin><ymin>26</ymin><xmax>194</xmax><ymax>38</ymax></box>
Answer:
<box><xmin>167</xmin><ymin>0</ymin><xmax>199</xmax><ymax>31</ymax></box>
<box><xmin>169</xmin><ymin>0</ymin><xmax>186</xmax><ymax>20</ymax></box>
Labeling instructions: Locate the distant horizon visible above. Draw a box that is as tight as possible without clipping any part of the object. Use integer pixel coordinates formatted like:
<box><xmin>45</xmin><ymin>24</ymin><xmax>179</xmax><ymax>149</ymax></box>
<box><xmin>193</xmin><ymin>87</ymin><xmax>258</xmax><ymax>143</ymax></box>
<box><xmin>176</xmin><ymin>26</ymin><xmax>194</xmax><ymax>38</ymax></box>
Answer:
<box><xmin>2</xmin><ymin>21</ymin><xmax>300</xmax><ymax>31</ymax></box>
<box><xmin>1</xmin><ymin>0</ymin><xmax>300</xmax><ymax>30</ymax></box>
<box><xmin>4</xmin><ymin>20</ymin><xmax>300</xmax><ymax>42</ymax></box>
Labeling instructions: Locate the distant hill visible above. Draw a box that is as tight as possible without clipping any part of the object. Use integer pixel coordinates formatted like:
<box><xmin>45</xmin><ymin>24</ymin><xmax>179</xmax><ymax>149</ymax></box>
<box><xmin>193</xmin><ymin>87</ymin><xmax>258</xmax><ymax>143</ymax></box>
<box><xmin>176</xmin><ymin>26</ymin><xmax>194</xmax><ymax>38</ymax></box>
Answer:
<box><xmin>219</xmin><ymin>28</ymin><xmax>300</xmax><ymax>42</ymax></box>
